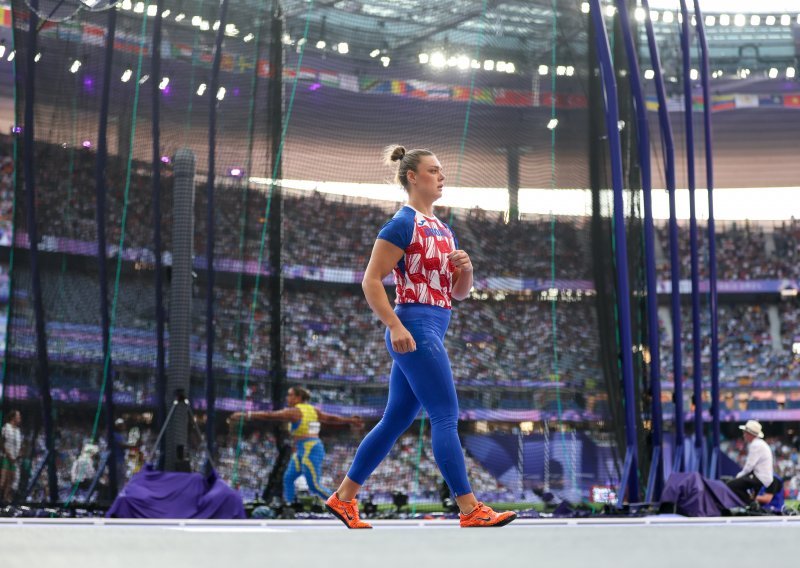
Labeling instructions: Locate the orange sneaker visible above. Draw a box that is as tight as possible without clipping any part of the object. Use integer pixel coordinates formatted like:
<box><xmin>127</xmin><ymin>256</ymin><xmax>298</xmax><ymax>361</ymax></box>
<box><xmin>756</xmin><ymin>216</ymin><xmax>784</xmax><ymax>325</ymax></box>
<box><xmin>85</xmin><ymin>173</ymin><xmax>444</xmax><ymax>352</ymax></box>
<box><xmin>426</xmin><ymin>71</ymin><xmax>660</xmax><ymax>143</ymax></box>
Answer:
<box><xmin>459</xmin><ymin>502</ymin><xmax>517</xmax><ymax>528</ymax></box>
<box><xmin>325</xmin><ymin>493</ymin><xmax>373</xmax><ymax>529</ymax></box>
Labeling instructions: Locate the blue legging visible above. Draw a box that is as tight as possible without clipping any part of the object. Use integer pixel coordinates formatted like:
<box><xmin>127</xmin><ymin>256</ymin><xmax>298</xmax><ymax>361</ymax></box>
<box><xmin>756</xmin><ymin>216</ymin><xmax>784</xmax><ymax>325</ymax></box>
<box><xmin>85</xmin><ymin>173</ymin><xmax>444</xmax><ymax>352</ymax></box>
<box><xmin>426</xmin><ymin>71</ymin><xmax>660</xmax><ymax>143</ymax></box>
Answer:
<box><xmin>284</xmin><ymin>438</ymin><xmax>330</xmax><ymax>502</ymax></box>
<box><xmin>347</xmin><ymin>303</ymin><xmax>472</xmax><ymax>496</ymax></box>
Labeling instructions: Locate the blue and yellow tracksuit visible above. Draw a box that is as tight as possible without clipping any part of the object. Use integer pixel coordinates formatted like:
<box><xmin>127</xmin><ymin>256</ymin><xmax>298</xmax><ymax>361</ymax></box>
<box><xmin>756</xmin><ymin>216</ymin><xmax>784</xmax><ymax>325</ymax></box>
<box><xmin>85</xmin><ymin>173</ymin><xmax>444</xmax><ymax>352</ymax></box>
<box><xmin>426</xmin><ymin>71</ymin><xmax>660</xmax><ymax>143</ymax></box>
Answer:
<box><xmin>283</xmin><ymin>403</ymin><xmax>330</xmax><ymax>502</ymax></box>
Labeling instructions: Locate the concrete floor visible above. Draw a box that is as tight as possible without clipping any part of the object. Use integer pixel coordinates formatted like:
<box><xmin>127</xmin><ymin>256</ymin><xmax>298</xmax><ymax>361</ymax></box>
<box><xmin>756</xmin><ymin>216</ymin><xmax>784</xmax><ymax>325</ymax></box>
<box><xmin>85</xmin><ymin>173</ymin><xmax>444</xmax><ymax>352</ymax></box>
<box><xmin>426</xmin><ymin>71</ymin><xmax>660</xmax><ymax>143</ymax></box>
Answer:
<box><xmin>2</xmin><ymin>517</ymin><xmax>800</xmax><ymax>568</ymax></box>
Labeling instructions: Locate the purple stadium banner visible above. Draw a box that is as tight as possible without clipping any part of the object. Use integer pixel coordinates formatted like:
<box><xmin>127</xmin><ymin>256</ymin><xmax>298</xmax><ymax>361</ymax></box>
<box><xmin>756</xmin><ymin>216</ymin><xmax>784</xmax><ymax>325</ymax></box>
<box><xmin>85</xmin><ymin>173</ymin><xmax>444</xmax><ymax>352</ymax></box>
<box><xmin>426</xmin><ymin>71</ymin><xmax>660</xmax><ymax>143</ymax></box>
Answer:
<box><xmin>4</xmin><ymin>233</ymin><xmax>797</xmax><ymax>294</ymax></box>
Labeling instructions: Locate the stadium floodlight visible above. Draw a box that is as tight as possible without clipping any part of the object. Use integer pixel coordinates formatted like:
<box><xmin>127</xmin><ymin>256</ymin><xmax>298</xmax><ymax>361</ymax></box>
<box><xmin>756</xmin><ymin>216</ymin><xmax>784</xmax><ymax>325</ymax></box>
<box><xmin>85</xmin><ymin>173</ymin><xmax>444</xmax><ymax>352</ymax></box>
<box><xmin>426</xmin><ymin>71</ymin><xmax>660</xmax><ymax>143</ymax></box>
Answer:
<box><xmin>159</xmin><ymin>77</ymin><xmax>170</xmax><ymax>90</ymax></box>
<box><xmin>787</xmin><ymin>67</ymin><xmax>796</xmax><ymax>79</ymax></box>
<box><xmin>644</xmin><ymin>69</ymin><xmax>655</xmax><ymax>79</ymax></box>
<box><xmin>506</xmin><ymin>62</ymin><xmax>515</xmax><ymax>74</ymax></box>
<box><xmin>121</xmin><ymin>0</ymin><xmax>132</xmax><ymax>9</ymax></box>
<box><xmin>175</xmin><ymin>13</ymin><xmax>185</xmax><ymax>22</ymax></box>
<box><xmin>496</xmin><ymin>61</ymin><xmax>507</xmax><ymax>72</ymax></box>
<box><xmin>197</xmin><ymin>83</ymin><xmax>207</xmax><ymax>96</ymax></box>
<box><xmin>371</xmin><ymin>49</ymin><xmax>380</xmax><ymax>58</ymax></box>
<box><xmin>200</xmin><ymin>20</ymin><xmax>210</xmax><ymax>31</ymax></box>
<box><xmin>243</xmin><ymin>33</ymin><xmax>254</xmax><ymax>42</ymax></box>
<box><xmin>121</xmin><ymin>69</ymin><xmax>132</xmax><ymax>82</ymax></box>
<box><xmin>191</xmin><ymin>16</ymin><xmax>201</xmax><ymax>26</ymax></box>
<box><xmin>769</xmin><ymin>68</ymin><xmax>778</xmax><ymax>79</ymax></box>
<box><xmin>566</xmin><ymin>65</ymin><xmax>574</xmax><ymax>76</ymax></box>
<box><xmin>538</xmin><ymin>64</ymin><xmax>548</xmax><ymax>75</ymax></box>
<box><xmin>430</xmin><ymin>52</ymin><xmax>445</xmax><ymax>68</ymax></box>
<box><xmin>0</xmin><ymin>46</ymin><xmax>5</xmax><ymax>59</ymax></box>
<box><xmin>705</xmin><ymin>15</ymin><xmax>715</xmax><ymax>26</ymax></box>
<box><xmin>483</xmin><ymin>59</ymin><xmax>495</xmax><ymax>71</ymax></box>
<box><xmin>338</xmin><ymin>42</ymin><xmax>349</xmax><ymax>54</ymax></box>
<box><xmin>225</xmin><ymin>24</ymin><xmax>239</xmax><ymax>36</ymax></box>
<box><xmin>133</xmin><ymin>2</ymin><xmax>144</xmax><ymax>14</ymax></box>
<box><xmin>471</xmin><ymin>59</ymin><xmax>480</xmax><ymax>69</ymax></box>
<box><xmin>138</xmin><ymin>74</ymin><xmax>149</xmax><ymax>84</ymax></box>
<box><xmin>418</xmin><ymin>53</ymin><xmax>429</xmax><ymax>64</ymax></box>
<box><xmin>650</xmin><ymin>10</ymin><xmax>659</xmax><ymax>22</ymax></box>
<box><xmin>7</xmin><ymin>51</ymin><xmax>15</xmax><ymax>62</ymax></box>
<box><xmin>750</xmin><ymin>15</ymin><xmax>760</xmax><ymax>26</ymax></box>
<box><xmin>457</xmin><ymin>55</ymin><xmax>470</xmax><ymax>70</ymax></box>
<box><xmin>380</xmin><ymin>56</ymin><xmax>390</xmax><ymax>67</ymax></box>
<box><xmin>556</xmin><ymin>65</ymin><xmax>566</xmax><ymax>76</ymax></box>
<box><xmin>316</xmin><ymin>40</ymin><xmax>326</xmax><ymax>49</ymax></box>
<box><xmin>82</xmin><ymin>140</ymin><xmax>92</xmax><ymax>148</ymax></box>
<box><xmin>733</xmin><ymin>14</ymin><xmax>745</xmax><ymax>26</ymax></box>
<box><xmin>766</xmin><ymin>15</ymin><xmax>776</xmax><ymax>25</ymax></box>
<box><xmin>147</xmin><ymin>4</ymin><xmax>157</xmax><ymax>17</ymax></box>
<box><xmin>690</xmin><ymin>69</ymin><xmax>698</xmax><ymax>80</ymax></box>
<box><xmin>70</xmin><ymin>60</ymin><xmax>82</xmax><ymax>73</ymax></box>
<box><xmin>212</xmin><ymin>20</ymin><xmax>220</xmax><ymax>31</ymax></box>
<box><xmin>781</xmin><ymin>14</ymin><xmax>791</xmax><ymax>26</ymax></box>
<box><xmin>161</xmin><ymin>9</ymin><xmax>170</xmax><ymax>18</ymax></box>
<box><xmin>34</xmin><ymin>53</ymin><xmax>41</xmax><ymax>62</ymax></box>
<box><xmin>634</xmin><ymin>7</ymin><xmax>646</xmax><ymax>22</ymax></box>
<box><xmin>547</xmin><ymin>118</ymin><xmax>558</xmax><ymax>130</ymax></box>
<box><xmin>216</xmin><ymin>87</ymin><xmax>226</xmax><ymax>101</ymax></box>
<box><xmin>662</xmin><ymin>11</ymin><xmax>674</xmax><ymax>23</ymax></box>
<box><xmin>719</xmin><ymin>14</ymin><xmax>730</xmax><ymax>25</ymax></box>
<box><xmin>580</xmin><ymin>2</ymin><xmax>589</xmax><ymax>14</ymax></box>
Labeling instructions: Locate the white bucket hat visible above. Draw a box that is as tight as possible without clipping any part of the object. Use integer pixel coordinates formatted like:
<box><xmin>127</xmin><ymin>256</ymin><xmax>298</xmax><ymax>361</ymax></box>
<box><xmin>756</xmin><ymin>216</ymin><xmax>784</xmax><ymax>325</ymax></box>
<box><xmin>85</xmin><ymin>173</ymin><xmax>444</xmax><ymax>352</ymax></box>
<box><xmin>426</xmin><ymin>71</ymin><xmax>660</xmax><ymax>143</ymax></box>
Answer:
<box><xmin>739</xmin><ymin>419</ymin><xmax>764</xmax><ymax>439</ymax></box>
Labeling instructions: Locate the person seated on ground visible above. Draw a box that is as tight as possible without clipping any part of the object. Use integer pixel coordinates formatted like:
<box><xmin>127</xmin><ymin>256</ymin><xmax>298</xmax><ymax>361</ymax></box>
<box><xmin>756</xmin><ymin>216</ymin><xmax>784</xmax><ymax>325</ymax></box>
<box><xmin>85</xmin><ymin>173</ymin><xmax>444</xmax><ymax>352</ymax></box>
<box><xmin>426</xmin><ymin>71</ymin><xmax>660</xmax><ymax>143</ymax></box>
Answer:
<box><xmin>755</xmin><ymin>476</ymin><xmax>784</xmax><ymax>510</ymax></box>
<box><xmin>726</xmin><ymin>420</ymin><xmax>775</xmax><ymax>504</ymax></box>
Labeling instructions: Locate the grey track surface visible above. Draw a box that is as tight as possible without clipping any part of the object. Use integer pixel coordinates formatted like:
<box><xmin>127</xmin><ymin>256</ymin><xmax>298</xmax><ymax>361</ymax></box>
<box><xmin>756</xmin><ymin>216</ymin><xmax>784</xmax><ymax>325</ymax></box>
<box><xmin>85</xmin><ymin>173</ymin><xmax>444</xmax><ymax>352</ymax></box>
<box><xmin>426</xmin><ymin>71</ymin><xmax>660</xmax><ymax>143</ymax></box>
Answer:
<box><xmin>2</xmin><ymin>517</ymin><xmax>800</xmax><ymax>568</ymax></box>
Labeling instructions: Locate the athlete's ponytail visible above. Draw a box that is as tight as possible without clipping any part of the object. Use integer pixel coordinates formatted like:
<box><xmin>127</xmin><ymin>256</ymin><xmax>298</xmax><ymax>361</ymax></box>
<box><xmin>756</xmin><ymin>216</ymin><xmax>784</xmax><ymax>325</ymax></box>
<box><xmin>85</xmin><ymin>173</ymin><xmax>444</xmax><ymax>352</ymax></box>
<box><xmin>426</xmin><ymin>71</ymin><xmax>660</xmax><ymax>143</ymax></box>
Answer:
<box><xmin>382</xmin><ymin>144</ymin><xmax>433</xmax><ymax>191</ymax></box>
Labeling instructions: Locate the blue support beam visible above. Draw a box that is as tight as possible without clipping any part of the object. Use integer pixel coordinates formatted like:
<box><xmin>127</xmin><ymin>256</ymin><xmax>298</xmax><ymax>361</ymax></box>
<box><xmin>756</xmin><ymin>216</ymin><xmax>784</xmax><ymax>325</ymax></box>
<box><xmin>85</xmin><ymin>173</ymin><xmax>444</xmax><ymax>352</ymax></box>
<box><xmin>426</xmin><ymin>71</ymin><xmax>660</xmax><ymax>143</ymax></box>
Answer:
<box><xmin>589</xmin><ymin>0</ymin><xmax>639</xmax><ymax>504</ymax></box>
<box><xmin>641</xmin><ymin>0</ymin><xmax>684</xmax><ymax>476</ymax></box>
<box><xmin>613</xmin><ymin>0</ymin><xmax>664</xmax><ymax>502</ymax></box>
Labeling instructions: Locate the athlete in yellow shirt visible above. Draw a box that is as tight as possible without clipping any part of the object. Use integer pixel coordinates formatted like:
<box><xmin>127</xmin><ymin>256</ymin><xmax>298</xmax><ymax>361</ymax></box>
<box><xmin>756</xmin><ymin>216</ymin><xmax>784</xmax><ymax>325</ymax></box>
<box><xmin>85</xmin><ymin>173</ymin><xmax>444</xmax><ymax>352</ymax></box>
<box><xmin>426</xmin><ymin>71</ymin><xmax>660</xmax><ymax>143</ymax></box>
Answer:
<box><xmin>229</xmin><ymin>387</ymin><xmax>362</xmax><ymax>502</ymax></box>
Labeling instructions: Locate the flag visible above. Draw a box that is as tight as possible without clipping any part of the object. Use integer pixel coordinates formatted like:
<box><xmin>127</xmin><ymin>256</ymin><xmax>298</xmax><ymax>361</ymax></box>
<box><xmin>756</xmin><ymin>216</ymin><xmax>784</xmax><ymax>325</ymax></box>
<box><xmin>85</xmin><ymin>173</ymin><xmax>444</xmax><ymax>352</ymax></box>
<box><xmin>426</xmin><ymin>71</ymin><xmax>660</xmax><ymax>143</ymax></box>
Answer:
<box><xmin>469</xmin><ymin>87</ymin><xmax>492</xmax><ymax>103</ymax></box>
<box><xmin>494</xmin><ymin>89</ymin><xmax>532</xmax><ymax>107</ymax></box>
<box><xmin>452</xmin><ymin>86</ymin><xmax>470</xmax><ymax>101</ymax></box>
<box><xmin>298</xmin><ymin>67</ymin><xmax>316</xmax><ymax>81</ymax></box>
<box><xmin>257</xmin><ymin>59</ymin><xmax>271</xmax><ymax>78</ymax></box>
<box><xmin>734</xmin><ymin>94</ymin><xmax>759</xmax><ymax>109</ymax></box>
<box><xmin>319</xmin><ymin>71</ymin><xmax>338</xmax><ymax>87</ymax></box>
<box><xmin>758</xmin><ymin>94</ymin><xmax>783</xmax><ymax>108</ymax></box>
<box><xmin>82</xmin><ymin>24</ymin><xmax>105</xmax><ymax>47</ymax></box>
<box><xmin>0</xmin><ymin>7</ymin><xmax>10</xmax><ymax>28</ymax></box>
<box><xmin>391</xmin><ymin>80</ymin><xmax>408</xmax><ymax>95</ymax></box>
<box><xmin>783</xmin><ymin>93</ymin><xmax>800</xmax><ymax>108</ymax></box>
<box><xmin>711</xmin><ymin>94</ymin><xmax>735</xmax><ymax>112</ymax></box>
<box><xmin>339</xmin><ymin>73</ymin><xmax>359</xmax><ymax>92</ymax></box>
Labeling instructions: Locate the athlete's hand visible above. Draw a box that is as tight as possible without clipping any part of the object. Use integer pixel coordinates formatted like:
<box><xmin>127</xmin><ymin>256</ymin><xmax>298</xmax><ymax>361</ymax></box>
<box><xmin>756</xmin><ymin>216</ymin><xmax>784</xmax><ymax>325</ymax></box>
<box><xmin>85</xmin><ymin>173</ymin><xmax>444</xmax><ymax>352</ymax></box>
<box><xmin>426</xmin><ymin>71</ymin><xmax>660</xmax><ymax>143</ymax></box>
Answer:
<box><xmin>227</xmin><ymin>412</ymin><xmax>244</xmax><ymax>428</ymax></box>
<box><xmin>389</xmin><ymin>324</ymin><xmax>416</xmax><ymax>353</ymax></box>
<box><xmin>350</xmin><ymin>416</ymin><xmax>364</xmax><ymax>432</ymax></box>
<box><xmin>448</xmin><ymin>250</ymin><xmax>473</xmax><ymax>273</ymax></box>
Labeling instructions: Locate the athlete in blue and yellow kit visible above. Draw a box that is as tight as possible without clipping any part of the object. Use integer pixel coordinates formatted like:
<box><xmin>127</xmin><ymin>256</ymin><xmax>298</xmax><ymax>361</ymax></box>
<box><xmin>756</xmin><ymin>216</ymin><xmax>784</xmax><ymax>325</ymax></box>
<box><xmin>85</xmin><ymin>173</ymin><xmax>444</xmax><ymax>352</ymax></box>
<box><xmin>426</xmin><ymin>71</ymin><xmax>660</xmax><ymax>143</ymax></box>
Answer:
<box><xmin>325</xmin><ymin>145</ymin><xmax>517</xmax><ymax>529</ymax></box>
<box><xmin>229</xmin><ymin>386</ymin><xmax>363</xmax><ymax>503</ymax></box>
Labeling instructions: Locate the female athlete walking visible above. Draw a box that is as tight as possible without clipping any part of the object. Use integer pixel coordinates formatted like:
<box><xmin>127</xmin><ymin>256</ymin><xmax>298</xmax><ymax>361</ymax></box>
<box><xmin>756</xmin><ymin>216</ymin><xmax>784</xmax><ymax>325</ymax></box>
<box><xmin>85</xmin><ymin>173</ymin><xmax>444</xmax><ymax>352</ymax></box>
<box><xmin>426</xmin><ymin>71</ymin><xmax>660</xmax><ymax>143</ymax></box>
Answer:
<box><xmin>325</xmin><ymin>145</ymin><xmax>516</xmax><ymax>529</ymax></box>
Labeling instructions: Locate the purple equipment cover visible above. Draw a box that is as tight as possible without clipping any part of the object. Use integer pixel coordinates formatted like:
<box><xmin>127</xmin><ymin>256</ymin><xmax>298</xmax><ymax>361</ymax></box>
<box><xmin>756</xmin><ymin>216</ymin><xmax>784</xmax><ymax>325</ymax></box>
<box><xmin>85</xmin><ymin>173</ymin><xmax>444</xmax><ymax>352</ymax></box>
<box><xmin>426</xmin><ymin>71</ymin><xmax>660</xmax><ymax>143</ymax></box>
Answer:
<box><xmin>107</xmin><ymin>465</ymin><xmax>245</xmax><ymax>519</ymax></box>
<box><xmin>661</xmin><ymin>472</ymin><xmax>745</xmax><ymax>517</ymax></box>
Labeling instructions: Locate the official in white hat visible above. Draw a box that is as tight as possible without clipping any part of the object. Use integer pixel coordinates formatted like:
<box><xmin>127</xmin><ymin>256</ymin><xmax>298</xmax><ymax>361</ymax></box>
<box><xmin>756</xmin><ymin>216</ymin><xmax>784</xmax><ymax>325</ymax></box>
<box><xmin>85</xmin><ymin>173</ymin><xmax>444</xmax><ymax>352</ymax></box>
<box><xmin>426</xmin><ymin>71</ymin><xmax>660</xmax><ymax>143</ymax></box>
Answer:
<box><xmin>726</xmin><ymin>420</ymin><xmax>775</xmax><ymax>504</ymax></box>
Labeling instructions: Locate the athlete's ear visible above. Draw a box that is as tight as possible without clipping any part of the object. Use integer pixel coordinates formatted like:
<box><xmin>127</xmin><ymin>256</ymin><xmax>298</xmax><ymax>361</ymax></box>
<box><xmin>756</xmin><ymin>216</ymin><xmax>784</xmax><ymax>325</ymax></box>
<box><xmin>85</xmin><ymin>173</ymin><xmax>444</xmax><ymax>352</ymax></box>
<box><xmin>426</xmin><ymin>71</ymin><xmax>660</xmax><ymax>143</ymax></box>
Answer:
<box><xmin>406</xmin><ymin>168</ymin><xmax>417</xmax><ymax>185</ymax></box>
